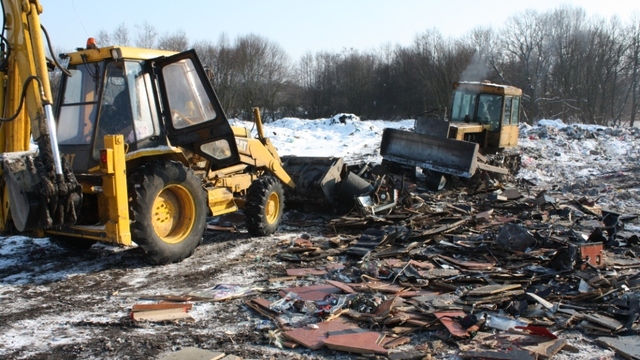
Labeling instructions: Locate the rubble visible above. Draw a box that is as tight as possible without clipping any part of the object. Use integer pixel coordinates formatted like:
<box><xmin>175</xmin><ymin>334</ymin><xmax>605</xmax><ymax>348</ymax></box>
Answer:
<box><xmin>232</xmin><ymin>165</ymin><xmax>640</xmax><ymax>358</ymax></box>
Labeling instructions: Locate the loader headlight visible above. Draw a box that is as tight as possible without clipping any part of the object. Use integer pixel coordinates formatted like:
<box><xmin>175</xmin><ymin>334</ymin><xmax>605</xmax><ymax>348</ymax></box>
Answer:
<box><xmin>110</xmin><ymin>48</ymin><xmax>122</xmax><ymax>61</ymax></box>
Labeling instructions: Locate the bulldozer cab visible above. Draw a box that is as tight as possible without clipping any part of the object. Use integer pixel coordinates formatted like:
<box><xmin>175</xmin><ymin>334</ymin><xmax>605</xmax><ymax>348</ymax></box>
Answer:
<box><xmin>56</xmin><ymin>47</ymin><xmax>239</xmax><ymax>172</ymax></box>
<box><xmin>449</xmin><ymin>81</ymin><xmax>521</xmax><ymax>151</ymax></box>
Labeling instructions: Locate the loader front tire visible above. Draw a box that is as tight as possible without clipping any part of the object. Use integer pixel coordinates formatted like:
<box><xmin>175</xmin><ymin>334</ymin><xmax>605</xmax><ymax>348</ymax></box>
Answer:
<box><xmin>245</xmin><ymin>176</ymin><xmax>285</xmax><ymax>236</ymax></box>
<box><xmin>129</xmin><ymin>161</ymin><xmax>206</xmax><ymax>265</ymax></box>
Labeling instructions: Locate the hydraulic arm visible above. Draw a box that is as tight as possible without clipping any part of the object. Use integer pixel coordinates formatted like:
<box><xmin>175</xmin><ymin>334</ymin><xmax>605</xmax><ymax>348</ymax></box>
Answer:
<box><xmin>0</xmin><ymin>0</ymin><xmax>81</xmax><ymax>232</ymax></box>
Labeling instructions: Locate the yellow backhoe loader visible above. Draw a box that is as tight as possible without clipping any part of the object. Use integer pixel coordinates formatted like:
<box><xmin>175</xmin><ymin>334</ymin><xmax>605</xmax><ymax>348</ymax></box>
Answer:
<box><xmin>0</xmin><ymin>0</ymin><xmax>355</xmax><ymax>264</ymax></box>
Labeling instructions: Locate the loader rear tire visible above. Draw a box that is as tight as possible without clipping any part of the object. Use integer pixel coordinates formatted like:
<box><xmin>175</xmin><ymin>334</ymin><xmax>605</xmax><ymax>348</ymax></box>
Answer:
<box><xmin>245</xmin><ymin>176</ymin><xmax>285</xmax><ymax>236</ymax></box>
<box><xmin>129</xmin><ymin>161</ymin><xmax>206</xmax><ymax>265</ymax></box>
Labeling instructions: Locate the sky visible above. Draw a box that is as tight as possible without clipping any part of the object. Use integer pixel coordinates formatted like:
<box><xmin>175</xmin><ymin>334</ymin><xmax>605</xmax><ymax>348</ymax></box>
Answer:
<box><xmin>39</xmin><ymin>0</ymin><xmax>640</xmax><ymax>61</ymax></box>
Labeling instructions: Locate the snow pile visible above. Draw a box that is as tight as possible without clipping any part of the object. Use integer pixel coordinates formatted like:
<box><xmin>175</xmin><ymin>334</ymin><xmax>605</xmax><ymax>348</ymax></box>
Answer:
<box><xmin>231</xmin><ymin>113</ymin><xmax>414</xmax><ymax>164</ymax></box>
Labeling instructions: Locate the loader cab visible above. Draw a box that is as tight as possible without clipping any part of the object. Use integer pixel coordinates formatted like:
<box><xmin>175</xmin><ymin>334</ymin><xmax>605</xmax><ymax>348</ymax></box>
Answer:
<box><xmin>55</xmin><ymin>46</ymin><xmax>239</xmax><ymax>173</ymax></box>
<box><xmin>449</xmin><ymin>81</ymin><xmax>521</xmax><ymax>151</ymax></box>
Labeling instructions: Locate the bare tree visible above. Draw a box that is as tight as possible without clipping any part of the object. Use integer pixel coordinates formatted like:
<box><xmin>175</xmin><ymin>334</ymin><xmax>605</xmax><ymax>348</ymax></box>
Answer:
<box><xmin>234</xmin><ymin>34</ymin><xmax>291</xmax><ymax>120</ymax></box>
<box><xmin>625</xmin><ymin>13</ymin><xmax>640</xmax><ymax>127</ymax></box>
<box><xmin>157</xmin><ymin>29</ymin><xmax>189</xmax><ymax>52</ymax></box>
<box><xmin>500</xmin><ymin>10</ymin><xmax>554</xmax><ymax>122</ymax></box>
<box><xmin>112</xmin><ymin>22</ymin><xmax>131</xmax><ymax>46</ymax></box>
<box><xmin>135</xmin><ymin>21</ymin><xmax>158</xmax><ymax>49</ymax></box>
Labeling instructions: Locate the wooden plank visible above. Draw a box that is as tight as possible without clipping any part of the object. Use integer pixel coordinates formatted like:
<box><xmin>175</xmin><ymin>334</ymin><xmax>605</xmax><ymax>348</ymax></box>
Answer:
<box><xmin>467</xmin><ymin>284</ymin><xmax>521</xmax><ymax>296</ymax></box>
<box><xmin>132</xmin><ymin>308</ymin><xmax>193</xmax><ymax>322</ymax></box>
<box><xmin>324</xmin><ymin>331</ymin><xmax>388</xmax><ymax>355</ymax></box>
<box><xmin>131</xmin><ymin>303</ymin><xmax>193</xmax><ymax>312</ymax></box>
<box><xmin>477</xmin><ymin>162</ymin><xmax>509</xmax><ymax>175</ymax></box>
<box><xmin>159</xmin><ymin>347</ymin><xmax>225</xmax><ymax>360</ymax></box>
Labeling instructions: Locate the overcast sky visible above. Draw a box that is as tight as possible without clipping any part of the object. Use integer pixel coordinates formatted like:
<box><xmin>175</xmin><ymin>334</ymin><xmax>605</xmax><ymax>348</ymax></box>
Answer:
<box><xmin>41</xmin><ymin>0</ymin><xmax>640</xmax><ymax>61</ymax></box>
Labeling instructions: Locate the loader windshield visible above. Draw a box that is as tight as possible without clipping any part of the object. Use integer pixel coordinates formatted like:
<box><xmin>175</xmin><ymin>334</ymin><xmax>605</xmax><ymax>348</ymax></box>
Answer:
<box><xmin>450</xmin><ymin>91</ymin><xmax>503</xmax><ymax>131</ymax></box>
<box><xmin>57</xmin><ymin>63</ymin><xmax>101</xmax><ymax>145</ymax></box>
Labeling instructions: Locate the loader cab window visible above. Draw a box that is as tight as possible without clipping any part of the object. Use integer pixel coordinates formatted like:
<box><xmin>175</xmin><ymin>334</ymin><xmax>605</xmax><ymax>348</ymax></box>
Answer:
<box><xmin>477</xmin><ymin>94</ymin><xmax>503</xmax><ymax>131</ymax></box>
<box><xmin>162</xmin><ymin>59</ymin><xmax>217</xmax><ymax>129</ymax></box>
<box><xmin>450</xmin><ymin>91</ymin><xmax>477</xmax><ymax>123</ymax></box>
<box><xmin>57</xmin><ymin>63</ymin><xmax>101</xmax><ymax>145</ymax></box>
<box><xmin>93</xmin><ymin>62</ymin><xmax>134</xmax><ymax>158</ymax></box>
<box><xmin>511</xmin><ymin>96</ymin><xmax>520</xmax><ymax>124</ymax></box>
<box><xmin>92</xmin><ymin>61</ymin><xmax>160</xmax><ymax>160</ymax></box>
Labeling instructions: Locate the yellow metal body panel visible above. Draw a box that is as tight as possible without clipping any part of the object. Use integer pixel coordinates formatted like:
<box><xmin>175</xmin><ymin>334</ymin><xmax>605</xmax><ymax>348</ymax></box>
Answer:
<box><xmin>449</xmin><ymin>124</ymin><xmax>485</xmax><ymax>141</ymax></box>
<box><xmin>499</xmin><ymin>124</ymin><xmax>519</xmax><ymax>148</ymax></box>
<box><xmin>66</xmin><ymin>46</ymin><xmax>176</xmax><ymax>65</ymax></box>
<box><xmin>207</xmin><ymin>187</ymin><xmax>238</xmax><ymax>215</ymax></box>
<box><xmin>97</xmin><ymin>135</ymin><xmax>131</xmax><ymax>245</ymax></box>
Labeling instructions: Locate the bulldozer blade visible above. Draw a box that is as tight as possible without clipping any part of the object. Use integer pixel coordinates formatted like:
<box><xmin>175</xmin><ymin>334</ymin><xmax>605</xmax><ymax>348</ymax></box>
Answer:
<box><xmin>380</xmin><ymin>128</ymin><xmax>479</xmax><ymax>178</ymax></box>
<box><xmin>281</xmin><ymin>156</ymin><xmax>346</xmax><ymax>203</ymax></box>
<box><xmin>415</xmin><ymin>116</ymin><xmax>450</xmax><ymax>137</ymax></box>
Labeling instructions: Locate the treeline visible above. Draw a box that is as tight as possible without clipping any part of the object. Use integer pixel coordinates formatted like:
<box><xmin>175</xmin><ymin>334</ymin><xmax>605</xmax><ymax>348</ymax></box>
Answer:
<box><xmin>71</xmin><ymin>6</ymin><xmax>640</xmax><ymax>126</ymax></box>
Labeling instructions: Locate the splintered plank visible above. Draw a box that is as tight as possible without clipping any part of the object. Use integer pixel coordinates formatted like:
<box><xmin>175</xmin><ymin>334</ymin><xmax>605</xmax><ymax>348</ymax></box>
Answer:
<box><xmin>132</xmin><ymin>308</ymin><xmax>193</xmax><ymax>322</ymax></box>
<box><xmin>596</xmin><ymin>336</ymin><xmax>640</xmax><ymax>359</ymax></box>
<box><xmin>159</xmin><ymin>347</ymin><xmax>225</xmax><ymax>360</ymax></box>
<box><xmin>323</xmin><ymin>330</ymin><xmax>388</xmax><ymax>355</ymax></box>
<box><xmin>466</xmin><ymin>284</ymin><xmax>522</xmax><ymax>296</ymax></box>
<box><xmin>283</xmin><ymin>318</ymin><xmax>359</xmax><ymax>350</ymax></box>
<box><xmin>434</xmin><ymin>311</ymin><xmax>470</xmax><ymax>338</ymax></box>
<box><xmin>131</xmin><ymin>303</ymin><xmax>193</xmax><ymax>312</ymax></box>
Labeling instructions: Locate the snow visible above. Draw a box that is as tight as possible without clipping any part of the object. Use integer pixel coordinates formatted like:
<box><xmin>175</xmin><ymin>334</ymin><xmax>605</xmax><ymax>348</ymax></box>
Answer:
<box><xmin>231</xmin><ymin>113</ymin><xmax>414</xmax><ymax>164</ymax></box>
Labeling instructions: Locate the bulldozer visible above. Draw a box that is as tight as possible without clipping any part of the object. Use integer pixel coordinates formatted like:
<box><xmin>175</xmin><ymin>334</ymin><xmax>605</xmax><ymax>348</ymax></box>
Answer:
<box><xmin>0</xmin><ymin>0</ymin><xmax>362</xmax><ymax>264</ymax></box>
<box><xmin>380</xmin><ymin>81</ymin><xmax>523</xmax><ymax>189</ymax></box>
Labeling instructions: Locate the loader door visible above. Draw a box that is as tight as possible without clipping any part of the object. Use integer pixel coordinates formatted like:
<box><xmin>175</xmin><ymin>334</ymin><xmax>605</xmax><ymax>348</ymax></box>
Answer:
<box><xmin>497</xmin><ymin>96</ymin><xmax>519</xmax><ymax>148</ymax></box>
<box><xmin>153</xmin><ymin>50</ymin><xmax>239</xmax><ymax>168</ymax></box>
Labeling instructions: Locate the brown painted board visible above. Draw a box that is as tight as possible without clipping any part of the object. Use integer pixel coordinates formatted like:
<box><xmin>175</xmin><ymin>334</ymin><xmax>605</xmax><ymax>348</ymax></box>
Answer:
<box><xmin>282</xmin><ymin>318</ymin><xmax>359</xmax><ymax>350</ymax></box>
<box><xmin>132</xmin><ymin>308</ymin><xmax>193</xmax><ymax>322</ymax></box>
<box><xmin>159</xmin><ymin>347</ymin><xmax>225</xmax><ymax>360</ymax></box>
<box><xmin>382</xmin><ymin>336</ymin><xmax>411</xmax><ymax>349</ymax></box>
<box><xmin>323</xmin><ymin>331</ymin><xmax>388</xmax><ymax>355</ymax></box>
<box><xmin>325</xmin><ymin>280</ymin><xmax>356</xmax><ymax>294</ymax></box>
<box><xmin>434</xmin><ymin>311</ymin><xmax>469</xmax><ymax>338</ymax></box>
<box><xmin>466</xmin><ymin>284</ymin><xmax>522</xmax><ymax>296</ymax></box>
<box><xmin>279</xmin><ymin>284</ymin><xmax>342</xmax><ymax>301</ymax></box>
<box><xmin>286</xmin><ymin>268</ymin><xmax>327</xmax><ymax>277</ymax></box>
<box><xmin>131</xmin><ymin>303</ymin><xmax>193</xmax><ymax>312</ymax></box>
<box><xmin>436</xmin><ymin>255</ymin><xmax>495</xmax><ymax>271</ymax></box>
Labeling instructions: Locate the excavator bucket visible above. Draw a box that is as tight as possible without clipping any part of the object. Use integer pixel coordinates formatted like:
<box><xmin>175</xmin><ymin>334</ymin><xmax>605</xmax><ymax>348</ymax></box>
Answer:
<box><xmin>281</xmin><ymin>156</ymin><xmax>345</xmax><ymax>203</ymax></box>
<box><xmin>281</xmin><ymin>156</ymin><xmax>373</xmax><ymax>205</ymax></box>
<box><xmin>380</xmin><ymin>128</ymin><xmax>479</xmax><ymax>178</ymax></box>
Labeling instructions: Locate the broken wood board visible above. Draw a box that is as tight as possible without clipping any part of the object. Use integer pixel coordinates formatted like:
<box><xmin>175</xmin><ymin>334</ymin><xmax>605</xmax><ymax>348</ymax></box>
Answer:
<box><xmin>596</xmin><ymin>336</ymin><xmax>640</xmax><ymax>359</ymax></box>
<box><xmin>159</xmin><ymin>347</ymin><xmax>225</xmax><ymax>360</ymax></box>
<box><xmin>584</xmin><ymin>313</ymin><xmax>625</xmax><ymax>331</ymax></box>
<box><xmin>131</xmin><ymin>303</ymin><xmax>193</xmax><ymax>312</ymax></box>
<box><xmin>283</xmin><ymin>318</ymin><xmax>359</xmax><ymax>350</ymax></box>
<box><xmin>132</xmin><ymin>308</ymin><xmax>193</xmax><ymax>322</ymax></box>
<box><xmin>466</xmin><ymin>284</ymin><xmax>521</xmax><ymax>296</ymax></box>
<box><xmin>434</xmin><ymin>311</ymin><xmax>469</xmax><ymax>338</ymax></box>
<box><xmin>323</xmin><ymin>330</ymin><xmax>388</xmax><ymax>355</ymax></box>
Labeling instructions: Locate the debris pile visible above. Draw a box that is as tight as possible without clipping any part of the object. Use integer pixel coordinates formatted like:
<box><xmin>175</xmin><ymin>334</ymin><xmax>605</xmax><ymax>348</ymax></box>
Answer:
<box><xmin>247</xmin><ymin>172</ymin><xmax>640</xmax><ymax>358</ymax></box>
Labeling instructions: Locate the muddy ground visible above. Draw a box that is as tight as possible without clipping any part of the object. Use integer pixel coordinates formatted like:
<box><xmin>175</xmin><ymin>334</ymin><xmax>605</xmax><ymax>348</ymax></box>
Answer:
<box><xmin>0</xmin><ymin>216</ymin><xmax>355</xmax><ymax>360</ymax></box>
